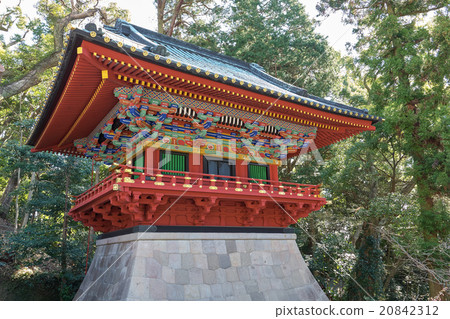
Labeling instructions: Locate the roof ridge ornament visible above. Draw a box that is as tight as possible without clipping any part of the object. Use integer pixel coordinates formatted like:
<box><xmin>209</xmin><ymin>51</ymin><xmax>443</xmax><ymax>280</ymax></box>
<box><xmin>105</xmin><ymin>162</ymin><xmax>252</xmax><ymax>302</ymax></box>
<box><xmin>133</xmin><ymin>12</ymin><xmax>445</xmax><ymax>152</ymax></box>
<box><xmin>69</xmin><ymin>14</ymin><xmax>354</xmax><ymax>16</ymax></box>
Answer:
<box><xmin>114</xmin><ymin>20</ymin><xmax>169</xmax><ymax>57</ymax></box>
<box><xmin>85</xmin><ymin>23</ymin><xmax>104</xmax><ymax>36</ymax></box>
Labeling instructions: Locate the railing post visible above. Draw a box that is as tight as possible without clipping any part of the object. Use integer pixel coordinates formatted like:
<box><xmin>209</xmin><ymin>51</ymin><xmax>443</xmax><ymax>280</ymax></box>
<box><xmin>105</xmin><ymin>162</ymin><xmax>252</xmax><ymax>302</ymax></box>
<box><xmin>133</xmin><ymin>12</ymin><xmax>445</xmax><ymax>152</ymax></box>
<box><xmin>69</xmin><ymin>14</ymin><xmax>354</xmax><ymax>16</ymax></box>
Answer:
<box><xmin>183</xmin><ymin>175</ymin><xmax>192</xmax><ymax>188</ymax></box>
<box><xmin>235</xmin><ymin>177</ymin><xmax>243</xmax><ymax>192</ymax></box>
<box><xmin>209</xmin><ymin>178</ymin><xmax>217</xmax><ymax>190</ymax></box>
<box><xmin>155</xmin><ymin>173</ymin><xmax>164</xmax><ymax>186</ymax></box>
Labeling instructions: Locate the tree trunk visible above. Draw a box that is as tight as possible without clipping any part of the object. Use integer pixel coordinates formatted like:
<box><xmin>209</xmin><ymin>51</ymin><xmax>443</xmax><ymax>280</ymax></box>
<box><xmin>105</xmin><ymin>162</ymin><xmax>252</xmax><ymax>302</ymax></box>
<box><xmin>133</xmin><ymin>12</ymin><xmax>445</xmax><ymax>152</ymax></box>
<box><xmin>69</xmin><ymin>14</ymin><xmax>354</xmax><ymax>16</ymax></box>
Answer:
<box><xmin>157</xmin><ymin>0</ymin><xmax>166</xmax><ymax>34</ymax></box>
<box><xmin>13</xmin><ymin>168</ymin><xmax>21</xmax><ymax>232</ymax></box>
<box><xmin>0</xmin><ymin>169</ymin><xmax>19</xmax><ymax>219</ymax></box>
<box><xmin>167</xmin><ymin>0</ymin><xmax>184</xmax><ymax>37</ymax></box>
<box><xmin>410</xmin><ymin>109</ymin><xmax>446</xmax><ymax>299</ymax></box>
<box><xmin>21</xmin><ymin>171</ymin><xmax>36</xmax><ymax>229</ymax></box>
<box><xmin>0</xmin><ymin>52</ymin><xmax>59</xmax><ymax>100</ymax></box>
<box><xmin>348</xmin><ymin>219</ymin><xmax>384</xmax><ymax>300</ymax></box>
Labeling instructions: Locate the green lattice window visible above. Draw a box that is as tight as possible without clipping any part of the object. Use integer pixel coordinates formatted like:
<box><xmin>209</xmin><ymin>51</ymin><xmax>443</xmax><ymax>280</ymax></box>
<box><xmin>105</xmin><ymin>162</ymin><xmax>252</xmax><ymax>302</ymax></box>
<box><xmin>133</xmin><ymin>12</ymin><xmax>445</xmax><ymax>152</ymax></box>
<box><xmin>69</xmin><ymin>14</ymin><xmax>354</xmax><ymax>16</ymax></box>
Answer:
<box><xmin>160</xmin><ymin>151</ymin><xmax>188</xmax><ymax>176</ymax></box>
<box><xmin>133</xmin><ymin>153</ymin><xmax>145</xmax><ymax>171</ymax></box>
<box><xmin>132</xmin><ymin>152</ymin><xmax>145</xmax><ymax>179</ymax></box>
<box><xmin>248</xmin><ymin>163</ymin><xmax>269</xmax><ymax>181</ymax></box>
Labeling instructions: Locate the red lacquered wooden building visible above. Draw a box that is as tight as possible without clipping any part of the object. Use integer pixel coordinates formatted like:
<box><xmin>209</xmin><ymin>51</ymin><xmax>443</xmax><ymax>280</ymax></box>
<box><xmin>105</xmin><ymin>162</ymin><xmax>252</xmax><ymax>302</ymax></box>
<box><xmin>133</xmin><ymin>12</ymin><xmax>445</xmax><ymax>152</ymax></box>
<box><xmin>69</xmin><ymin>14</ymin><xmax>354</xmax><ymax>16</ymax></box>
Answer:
<box><xmin>28</xmin><ymin>20</ymin><xmax>381</xmax><ymax>233</ymax></box>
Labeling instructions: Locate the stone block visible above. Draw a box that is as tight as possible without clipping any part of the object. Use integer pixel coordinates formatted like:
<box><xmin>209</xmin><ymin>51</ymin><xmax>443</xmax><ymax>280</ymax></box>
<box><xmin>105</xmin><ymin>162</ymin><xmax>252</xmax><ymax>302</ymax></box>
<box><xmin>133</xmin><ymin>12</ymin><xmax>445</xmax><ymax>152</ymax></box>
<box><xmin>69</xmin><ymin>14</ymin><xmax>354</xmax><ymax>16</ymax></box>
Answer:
<box><xmin>162</xmin><ymin>266</ymin><xmax>175</xmax><ymax>283</ymax></box>
<box><xmin>257</xmin><ymin>278</ymin><xmax>272</xmax><ymax>292</ymax></box>
<box><xmin>135</xmin><ymin>241</ymin><xmax>154</xmax><ymax>257</ymax></box>
<box><xmin>207</xmin><ymin>253</ymin><xmax>219</xmax><ymax>270</ymax></box>
<box><xmin>291</xmin><ymin>270</ymin><xmax>308</xmax><ymax>287</ymax></box>
<box><xmin>229</xmin><ymin>252</ymin><xmax>241</xmax><ymax>267</ymax></box>
<box><xmin>175</xmin><ymin>269</ymin><xmax>189</xmax><ymax>285</ymax></box>
<box><xmin>190</xmin><ymin>240</ymin><xmax>202</xmax><ymax>254</ymax></box>
<box><xmin>77</xmin><ymin>232</ymin><xmax>327</xmax><ymax>301</ymax></box>
<box><xmin>131</xmin><ymin>256</ymin><xmax>146</xmax><ymax>277</ymax></box>
<box><xmin>188</xmin><ymin>267</ymin><xmax>203</xmax><ymax>285</ymax></box>
<box><xmin>168</xmin><ymin>253</ymin><xmax>181</xmax><ymax>269</ymax></box>
<box><xmin>254</xmin><ymin>239</ymin><xmax>265</xmax><ymax>251</ymax></box>
<box><xmin>149</xmin><ymin>278</ymin><xmax>167</xmax><ymax>300</ymax></box>
<box><xmin>262</xmin><ymin>265</ymin><xmax>275</xmax><ymax>278</ymax></box>
<box><xmin>167</xmin><ymin>284</ymin><xmax>184</xmax><ymax>300</ymax></box>
<box><xmin>271</xmin><ymin>240</ymin><xmax>281</xmax><ymax>251</ymax></box>
<box><xmin>240</xmin><ymin>252</ymin><xmax>251</xmax><ymax>266</ymax></box>
<box><xmin>264</xmin><ymin>290</ymin><xmax>281</xmax><ymax>301</ymax></box>
<box><xmin>128</xmin><ymin>277</ymin><xmax>150</xmax><ymax>300</ymax></box>
<box><xmin>181</xmin><ymin>254</ymin><xmax>195</xmax><ymax>269</ymax></box>
<box><xmin>210</xmin><ymin>284</ymin><xmax>224</xmax><ymax>298</ymax></box>
<box><xmin>237</xmin><ymin>267</ymin><xmax>250</xmax><ymax>281</ymax></box>
<box><xmin>244</xmin><ymin>240</ymin><xmax>254</xmax><ymax>251</ymax></box>
<box><xmin>279</xmin><ymin>250</ymin><xmax>291</xmax><ymax>264</ymax></box>
<box><xmin>279</xmin><ymin>240</ymin><xmax>289</xmax><ymax>250</ymax></box>
<box><xmin>145</xmin><ymin>258</ymin><xmax>162</xmax><ymax>279</ymax></box>
<box><xmin>235</xmin><ymin>240</ymin><xmax>246</xmax><ymax>252</ymax></box>
<box><xmin>282</xmin><ymin>277</ymin><xmax>295</xmax><ymax>289</ymax></box>
<box><xmin>236</xmin><ymin>294</ymin><xmax>251</xmax><ymax>301</ymax></box>
<box><xmin>198</xmin><ymin>284</ymin><xmax>212</xmax><ymax>299</ymax></box>
<box><xmin>232</xmin><ymin>282</ymin><xmax>246</xmax><ymax>296</ymax></box>
<box><xmin>250</xmin><ymin>251</ymin><xmax>263</xmax><ymax>265</ymax></box>
<box><xmin>222</xmin><ymin>282</ymin><xmax>234</xmax><ymax>297</ymax></box>
<box><xmin>250</xmin><ymin>291</ymin><xmax>265</xmax><ymax>301</ymax></box>
<box><xmin>178</xmin><ymin>240</ymin><xmax>190</xmax><ymax>253</ymax></box>
<box><xmin>202</xmin><ymin>269</ymin><xmax>217</xmax><ymax>284</ymax></box>
<box><xmin>215</xmin><ymin>268</ymin><xmax>227</xmax><ymax>283</ymax></box>
<box><xmin>193</xmin><ymin>254</ymin><xmax>208</xmax><ymax>269</ymax></box>
<box><xmin>273</xmin><ymin>265</ymin><xmax>284</xmax><ymax>278</ymax></box>
<box><xmin>215</xmin><ymin>240</ymin><xmax>227</xmax><ymax>254</ymax></box>
<box><xmin>270</xmin><ymin>277</ymin><xmax>284</xmax><ymax>290</ymax></box>
<box><xmin>184</xmin><ymin>285</ymin><xmax>201</xmax><ymax>300</ymax></box>
<box><xmin>167</xmin><ymin>241</ymin><xmax>180</xmax><ymax>253</ymax></box>
<box><xmin>151</xmin><ymin>240</ymin><xmax>167</xmax><ymax>252</ymax></box>
<box><xmin>225</xmin><ymin>267</ymin><xmax>239</xmax><ymax>282</ymax></box>
<box><xmin>202</xmin><ymin>240</ymin><xmax>215</xmax><ymax>253</ymax></box>
<box><xmin>248</xmin><ymin>265</ymin><xmax>262</xmax><ymax>280</ymax></box>
<box><xmin>271</xmin><ymin>252</ymin><xmax>282</xmax><ymax>265</ymax></box>
<box><xmin>218</xmin><ymin>254</ymin><xmax>231</xmax><ymax>269</ymax></box>
<box><xmin>154</xmin><ymin>250</ymin><xmax>169</xmax><ymax>266</ymax></box>
<box><xmin>225</xmin><ymin>240</ymin><xmax>237</xmax><ymax>253</ymax></box>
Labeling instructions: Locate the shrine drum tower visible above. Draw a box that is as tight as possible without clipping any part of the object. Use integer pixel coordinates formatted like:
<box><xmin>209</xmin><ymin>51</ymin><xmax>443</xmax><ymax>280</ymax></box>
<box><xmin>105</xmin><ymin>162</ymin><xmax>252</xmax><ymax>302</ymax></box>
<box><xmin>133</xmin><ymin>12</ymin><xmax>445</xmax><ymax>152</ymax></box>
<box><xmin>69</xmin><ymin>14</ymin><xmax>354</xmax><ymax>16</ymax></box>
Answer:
<box><xmin>28</xmin><ymin>20</ymin><xmax>381</xmax><ymax>300</ymax></box>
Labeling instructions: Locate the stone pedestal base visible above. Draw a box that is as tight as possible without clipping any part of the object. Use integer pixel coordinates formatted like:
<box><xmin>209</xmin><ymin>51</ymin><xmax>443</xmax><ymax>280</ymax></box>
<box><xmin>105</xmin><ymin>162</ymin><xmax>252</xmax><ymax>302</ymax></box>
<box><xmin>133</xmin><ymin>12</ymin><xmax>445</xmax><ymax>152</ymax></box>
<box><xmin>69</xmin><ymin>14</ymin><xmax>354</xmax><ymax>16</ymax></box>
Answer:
<box><xmin>74</xmin><ymin>230</ymin><xmax>328</xmax><ymax>300</ymax></box>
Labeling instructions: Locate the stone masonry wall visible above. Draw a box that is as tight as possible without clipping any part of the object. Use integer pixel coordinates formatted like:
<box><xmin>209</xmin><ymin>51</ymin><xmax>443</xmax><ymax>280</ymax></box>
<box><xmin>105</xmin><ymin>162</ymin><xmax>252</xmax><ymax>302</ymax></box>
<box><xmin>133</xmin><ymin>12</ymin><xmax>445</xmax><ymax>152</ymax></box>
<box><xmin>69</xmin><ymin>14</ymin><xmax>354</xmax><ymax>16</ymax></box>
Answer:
<box><xmin>74</xmin><ymin>232</ymin><xmax>328</xmax><ymax>301</ymax></box>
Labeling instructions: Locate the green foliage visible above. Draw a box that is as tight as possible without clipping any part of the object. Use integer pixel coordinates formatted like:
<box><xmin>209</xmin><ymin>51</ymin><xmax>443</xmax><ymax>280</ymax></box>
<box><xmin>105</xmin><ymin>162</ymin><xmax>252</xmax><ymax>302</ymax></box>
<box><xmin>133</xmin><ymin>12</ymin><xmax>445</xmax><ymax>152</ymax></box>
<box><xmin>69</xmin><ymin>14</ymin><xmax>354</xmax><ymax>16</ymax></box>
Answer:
<box><xmin>0</xmin><ymin>220</ymin><xmax>93</xmax><ymax>300</ymax></box>
<box><xmin>185</xmin><ymin>0</ymin><xmax>341</xmax><ymax>97</ymax></box>
<box><xmin>347</xmin><ymin>235</ymin><xmax>385</xmax><ymax>300</ymax></box>
<box><xmin>0</xmin><ymin>0</ymin><xmax>448</xmax><ymax>301</ymax></box>
<box><xmin>308</xmin><ymin>231</ymin><xmax>357</xmax><ymax>300</ymax></box>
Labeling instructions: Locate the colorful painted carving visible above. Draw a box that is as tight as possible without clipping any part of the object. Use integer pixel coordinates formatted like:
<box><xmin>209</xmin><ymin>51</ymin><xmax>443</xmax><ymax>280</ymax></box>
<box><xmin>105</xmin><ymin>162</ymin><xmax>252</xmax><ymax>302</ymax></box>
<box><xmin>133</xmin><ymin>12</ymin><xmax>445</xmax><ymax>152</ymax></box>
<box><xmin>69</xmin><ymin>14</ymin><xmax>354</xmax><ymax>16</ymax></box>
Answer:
<box><xmin>74</xmin><ymin>85</ymin><xmax>317</xmax><ymax>165</ymax></box>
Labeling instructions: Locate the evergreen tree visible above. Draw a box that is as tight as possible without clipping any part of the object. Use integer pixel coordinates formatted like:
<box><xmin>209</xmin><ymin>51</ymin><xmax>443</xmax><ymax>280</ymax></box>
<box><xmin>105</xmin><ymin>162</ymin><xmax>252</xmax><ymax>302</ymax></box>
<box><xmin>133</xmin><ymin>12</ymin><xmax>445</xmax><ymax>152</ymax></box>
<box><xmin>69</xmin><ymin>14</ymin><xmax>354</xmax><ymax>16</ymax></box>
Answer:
<box><xmin>317</xmin><ymin>0</ymin><xmax>449</xmax><ymax>299</ymax></box>
<box><xmin>185</xmin><ymin>0</ymin><xmax>341</xmax><ymax>97</ymax></box>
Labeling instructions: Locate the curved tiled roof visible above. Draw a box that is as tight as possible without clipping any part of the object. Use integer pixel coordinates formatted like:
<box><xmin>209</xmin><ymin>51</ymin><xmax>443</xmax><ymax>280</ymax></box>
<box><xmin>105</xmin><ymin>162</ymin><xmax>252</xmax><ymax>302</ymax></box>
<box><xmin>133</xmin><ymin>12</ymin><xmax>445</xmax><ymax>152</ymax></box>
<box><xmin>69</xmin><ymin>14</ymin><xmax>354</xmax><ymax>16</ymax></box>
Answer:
<box><xmin>104</xmin><ymin>20</ymin><xmax>377</xmax><ymax>120</ymax></box>
<box><xmin>28</xmin><ymin>19</ymin><xmax>381</xmax><ymax>149</ymax></box>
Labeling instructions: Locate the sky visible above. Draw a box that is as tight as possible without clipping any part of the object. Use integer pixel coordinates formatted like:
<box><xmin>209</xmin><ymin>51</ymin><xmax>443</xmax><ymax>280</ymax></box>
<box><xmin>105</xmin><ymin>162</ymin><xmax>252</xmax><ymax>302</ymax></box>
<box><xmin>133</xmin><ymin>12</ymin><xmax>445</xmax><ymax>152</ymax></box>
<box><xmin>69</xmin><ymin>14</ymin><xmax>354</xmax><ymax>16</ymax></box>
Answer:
<box><xmin>1</xmin><ymin>0</ymin><xmax>357</xmax><ymax>55</ymax></box>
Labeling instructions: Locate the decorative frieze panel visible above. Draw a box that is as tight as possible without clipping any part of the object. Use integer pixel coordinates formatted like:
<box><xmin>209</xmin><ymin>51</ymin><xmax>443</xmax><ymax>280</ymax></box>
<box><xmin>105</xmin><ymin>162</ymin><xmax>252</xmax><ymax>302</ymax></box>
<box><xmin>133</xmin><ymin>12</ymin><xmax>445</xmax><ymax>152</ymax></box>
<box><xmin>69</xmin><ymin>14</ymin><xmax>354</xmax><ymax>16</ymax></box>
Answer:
<box><xmin>74</xmin><ymin>85</ymin><xmax>317</xmax><ymax>165</ymax></box>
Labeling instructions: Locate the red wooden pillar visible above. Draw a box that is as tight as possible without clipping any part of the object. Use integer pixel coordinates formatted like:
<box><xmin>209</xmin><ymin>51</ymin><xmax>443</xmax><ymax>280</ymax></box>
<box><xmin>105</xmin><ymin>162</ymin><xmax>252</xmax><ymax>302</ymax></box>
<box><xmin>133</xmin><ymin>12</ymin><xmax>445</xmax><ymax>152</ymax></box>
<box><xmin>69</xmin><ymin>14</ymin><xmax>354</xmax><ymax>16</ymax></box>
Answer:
<box><xmin>269</xmin><ymin>164</ymin><xmax>279</xmax><ymax>181</ymax></box>
<box><xmin>145</xmin><ymin>147</ymin><xmax>159</xmax><ymax>172</ymax></box>
<box><xmin>235</xmin><ymin>159</ymin><xmax>248</xmax><ymax>179</ymax></box>
<box><xmin>189</xmin><ymin>152</ymin><xmax>203</xmax><ymax>174</ymax></box>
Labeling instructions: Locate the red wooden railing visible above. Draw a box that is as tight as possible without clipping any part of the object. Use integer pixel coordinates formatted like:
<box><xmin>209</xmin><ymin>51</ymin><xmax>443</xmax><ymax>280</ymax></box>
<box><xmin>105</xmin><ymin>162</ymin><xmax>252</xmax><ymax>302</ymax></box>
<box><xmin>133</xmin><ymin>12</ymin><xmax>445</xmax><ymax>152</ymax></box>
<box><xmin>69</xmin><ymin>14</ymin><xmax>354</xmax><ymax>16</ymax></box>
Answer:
<box><xmin>73</xmin><ymin>165</ymin><xmax>323</xmax><ymax>207</ymax></box>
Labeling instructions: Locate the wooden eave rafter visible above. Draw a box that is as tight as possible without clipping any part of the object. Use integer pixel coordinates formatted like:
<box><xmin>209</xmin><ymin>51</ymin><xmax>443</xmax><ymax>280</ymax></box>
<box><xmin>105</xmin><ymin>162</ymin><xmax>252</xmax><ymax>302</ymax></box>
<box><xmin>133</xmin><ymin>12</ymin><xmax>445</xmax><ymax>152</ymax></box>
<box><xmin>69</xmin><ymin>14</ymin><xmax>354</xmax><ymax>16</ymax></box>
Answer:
<box><xmin>79</xmin><ymin>41</ymin><xmax>375</xmax><ymax>133</ymax></box>
<box><xmin>32</xmin><ymin>39</ymin><xmax>376</xmax><ymax>156</ymax></box>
